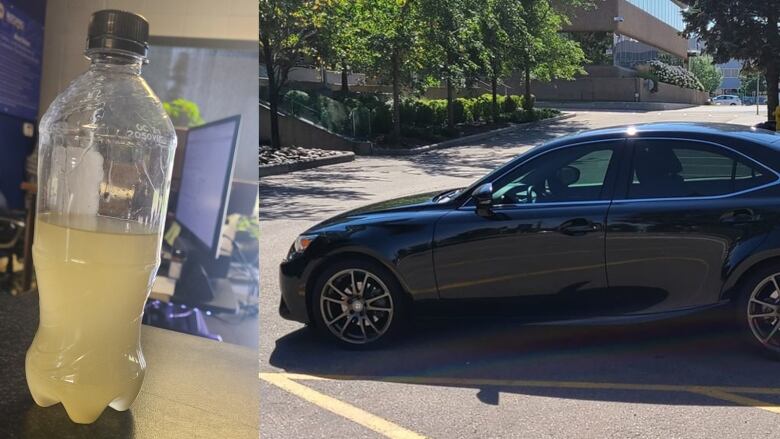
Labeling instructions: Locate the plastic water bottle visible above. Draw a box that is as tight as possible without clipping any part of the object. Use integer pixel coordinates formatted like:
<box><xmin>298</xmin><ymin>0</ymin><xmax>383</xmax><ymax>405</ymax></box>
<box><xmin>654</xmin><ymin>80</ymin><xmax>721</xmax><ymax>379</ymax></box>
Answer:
<box><xmin>26</xmin><ymin>10</ymin><xmax>176</xmax><ymax>424</ymax></box>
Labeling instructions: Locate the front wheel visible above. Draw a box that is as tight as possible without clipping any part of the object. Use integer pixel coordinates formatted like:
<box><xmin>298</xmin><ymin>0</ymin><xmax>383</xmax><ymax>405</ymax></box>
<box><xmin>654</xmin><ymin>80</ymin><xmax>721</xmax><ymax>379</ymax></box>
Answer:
<box><xmin>737</xmin><ymin>266</ymin><xmax>780</xmax><ymax>360</ymax></box>
<box><xmin>310</xmin><ymin>259</ymin><xmax>407</xmax><ymax>348</ymax></box>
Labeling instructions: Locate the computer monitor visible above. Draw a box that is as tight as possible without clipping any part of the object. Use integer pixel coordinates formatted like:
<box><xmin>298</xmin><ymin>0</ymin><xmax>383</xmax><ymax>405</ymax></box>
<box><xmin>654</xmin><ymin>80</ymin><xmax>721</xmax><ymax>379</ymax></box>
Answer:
<box><xmin>175</xmin><ymin>115</ymin><xmax>241</xmax><ymax>259</ymax></box>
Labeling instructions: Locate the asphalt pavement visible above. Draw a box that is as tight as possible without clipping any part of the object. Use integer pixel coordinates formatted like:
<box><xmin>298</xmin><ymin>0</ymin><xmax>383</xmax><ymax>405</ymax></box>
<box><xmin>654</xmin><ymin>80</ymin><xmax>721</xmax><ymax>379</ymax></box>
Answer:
<box><xmin>259</xmin><ymin>106</ymin><xmax>780</xmax><ymax>439</ymax></box>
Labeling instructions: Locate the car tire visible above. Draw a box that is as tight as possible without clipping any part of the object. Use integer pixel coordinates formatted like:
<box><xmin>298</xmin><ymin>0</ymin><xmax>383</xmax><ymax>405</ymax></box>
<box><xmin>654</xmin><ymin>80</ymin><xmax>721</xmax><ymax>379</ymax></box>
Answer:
<box><xmin>310</xmin><ymin>258</ymin><xmax>408</xmax><ymax>349</ymax></box>
<box><xmin>730</xmin><ymin>103</ymin><xmax>737</xmax><ymax>106</ymax></box>
<box><xmin>737</xmin><ymin>265</ymin><xmax>780</xmax><ymax>360</ymax></box>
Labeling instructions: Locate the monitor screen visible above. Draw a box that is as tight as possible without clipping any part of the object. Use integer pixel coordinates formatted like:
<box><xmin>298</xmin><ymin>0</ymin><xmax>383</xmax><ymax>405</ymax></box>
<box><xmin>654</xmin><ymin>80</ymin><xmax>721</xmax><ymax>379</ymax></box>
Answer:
<box><xmin>175</xmin><ymin>115</ymin><xmax>241</xmax><ymax>257</ymax></box>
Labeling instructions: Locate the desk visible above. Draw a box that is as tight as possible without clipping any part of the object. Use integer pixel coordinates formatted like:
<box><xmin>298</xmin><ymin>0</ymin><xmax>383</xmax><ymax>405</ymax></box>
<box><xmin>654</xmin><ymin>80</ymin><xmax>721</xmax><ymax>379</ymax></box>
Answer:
<box><xmin>0</xmin><ymin>290</ymin><xmax>259</xmax><ymax>438</ymax></box>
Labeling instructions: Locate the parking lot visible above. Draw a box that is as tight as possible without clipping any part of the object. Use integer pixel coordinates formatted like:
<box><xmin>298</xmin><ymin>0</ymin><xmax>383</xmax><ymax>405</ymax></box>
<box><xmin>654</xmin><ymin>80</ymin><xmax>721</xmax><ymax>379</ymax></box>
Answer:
<box><xmin>260</xmin><ymin>106</ymin><xmax>780</xmax><ymax>438</ymax></box>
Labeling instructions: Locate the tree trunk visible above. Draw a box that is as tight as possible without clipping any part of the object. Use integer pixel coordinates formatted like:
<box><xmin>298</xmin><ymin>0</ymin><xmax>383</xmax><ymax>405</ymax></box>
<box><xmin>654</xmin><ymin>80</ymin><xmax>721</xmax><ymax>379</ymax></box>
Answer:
<box><xmin>523</xmin><ymin>68</ymin><xmax>533</xmax><ymax>111</ymax></box>
<box><xmin>341</xmin><ymin>60</ymin><xmax>349</xmax><ymax>94</ymax></box>
<box><xmin>446</xmin><ymin>77</ymin><xmax>454</xmax><ymax>130</ymax></box>
<box><xmin>391</xmin><ymin>50</ymin><xmax>401</xmax><ymax>142</ymax></box>
<box><xmin>261</xmin><ymin>35</ymin><xmax>281</xmax><ymax>149</ymax></box>
<box><xmin>766</xmin><ymin>65</ymin><xmax>779</xmax><ymax>122</ymax></box>
<box><xmin>491</xmin><ymin>74</ymin><xmax>498</xmax><ymax>123</ymax></box>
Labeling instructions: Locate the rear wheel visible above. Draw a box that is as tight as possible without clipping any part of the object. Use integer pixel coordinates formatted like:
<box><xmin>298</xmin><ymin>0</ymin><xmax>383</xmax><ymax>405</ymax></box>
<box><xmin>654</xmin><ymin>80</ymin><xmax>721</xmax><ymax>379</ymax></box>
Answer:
<box><xmin>737</xmin><ymin>265</ymin><xmax>780</xmax><ymax>360</ymax></box>
<box><xmin>310</xmin><ymin>259</ymin><xmax>406</xmax><ymax>348</ymax></box>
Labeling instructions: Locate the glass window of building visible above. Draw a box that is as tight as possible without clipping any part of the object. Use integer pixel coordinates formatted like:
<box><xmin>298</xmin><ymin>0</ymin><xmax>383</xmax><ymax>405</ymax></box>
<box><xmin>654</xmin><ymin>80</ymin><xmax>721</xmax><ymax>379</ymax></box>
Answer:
<box><xmin>626</xmin><ymin>0</ymin><xmax>685</xmax><ymax>32</ymax></box>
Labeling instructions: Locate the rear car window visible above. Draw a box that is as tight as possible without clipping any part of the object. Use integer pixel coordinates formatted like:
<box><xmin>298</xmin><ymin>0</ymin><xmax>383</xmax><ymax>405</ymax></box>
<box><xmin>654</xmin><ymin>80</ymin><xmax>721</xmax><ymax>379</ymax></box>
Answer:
<box><xmin>628</xmin><ymin>141</ymin><xmax>775</xmax><ymax>199</ymax></box>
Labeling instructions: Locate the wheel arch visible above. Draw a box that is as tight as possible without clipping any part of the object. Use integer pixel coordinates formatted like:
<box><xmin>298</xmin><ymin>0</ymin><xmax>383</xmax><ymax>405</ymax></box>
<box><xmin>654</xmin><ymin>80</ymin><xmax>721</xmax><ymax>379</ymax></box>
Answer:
<box><xmin>723</xmin><ymin>252</ymin><xmax>780</xmax><ymax>301</ymax></box>
<box><xmin>304</xmin><ymin>250</ymin><xmax>414</xmax><ymax>324</ymax></box>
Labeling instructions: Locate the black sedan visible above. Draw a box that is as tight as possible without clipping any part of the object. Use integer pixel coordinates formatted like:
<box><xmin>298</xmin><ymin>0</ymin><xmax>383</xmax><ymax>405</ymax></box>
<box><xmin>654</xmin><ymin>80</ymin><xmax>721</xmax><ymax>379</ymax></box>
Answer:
<box><xmin>279</xmin><ymin>122</ymin><xmax>780</xmax><ymax>358</ymax></box>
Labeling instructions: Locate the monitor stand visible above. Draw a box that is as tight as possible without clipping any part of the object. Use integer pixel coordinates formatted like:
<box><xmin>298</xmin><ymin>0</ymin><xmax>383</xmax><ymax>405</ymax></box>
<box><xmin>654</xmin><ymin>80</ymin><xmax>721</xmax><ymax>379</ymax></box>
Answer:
<box><xmin>172</xmin><ymin>238</ymin><xmax>238</xmax><ymax>314</ymax></box>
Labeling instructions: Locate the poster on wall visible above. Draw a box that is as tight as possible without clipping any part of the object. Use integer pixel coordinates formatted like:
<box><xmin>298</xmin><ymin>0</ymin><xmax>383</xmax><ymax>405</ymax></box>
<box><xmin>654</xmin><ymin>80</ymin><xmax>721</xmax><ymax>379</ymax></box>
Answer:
<box><xmin>0</xmin><ymin>0</ymin><xmax>44</xmax><ymax>121</ymax></box>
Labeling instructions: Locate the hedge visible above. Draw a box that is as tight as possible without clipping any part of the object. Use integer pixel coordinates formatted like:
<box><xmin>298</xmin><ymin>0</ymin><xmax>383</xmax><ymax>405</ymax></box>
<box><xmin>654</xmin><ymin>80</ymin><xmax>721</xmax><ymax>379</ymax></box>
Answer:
<box><xmin>280</xmin><ymin>89</ymin><xmax>549</xmax><ymax>140</ymax></box>
<box><xmin>400</xmin><ymin>94</ymin><xmax>533</xmax><ymax>127</ymax></box>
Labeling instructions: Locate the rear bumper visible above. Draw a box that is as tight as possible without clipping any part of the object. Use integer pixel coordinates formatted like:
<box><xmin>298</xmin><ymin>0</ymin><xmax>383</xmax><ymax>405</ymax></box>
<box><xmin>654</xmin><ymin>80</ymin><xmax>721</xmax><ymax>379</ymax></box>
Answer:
<box><xmin>278</xmin><ymin>257</ymin><xmax>311</xmax><ymax>324</ymax></box>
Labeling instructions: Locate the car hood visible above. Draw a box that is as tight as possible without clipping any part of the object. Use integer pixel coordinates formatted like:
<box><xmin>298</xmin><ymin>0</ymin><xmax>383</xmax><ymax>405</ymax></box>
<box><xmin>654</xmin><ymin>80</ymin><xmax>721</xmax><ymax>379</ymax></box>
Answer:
<box><xmin>306</xmin><ymin>189</ymin><xmax>455</xmax><ymax>233</ymax></box>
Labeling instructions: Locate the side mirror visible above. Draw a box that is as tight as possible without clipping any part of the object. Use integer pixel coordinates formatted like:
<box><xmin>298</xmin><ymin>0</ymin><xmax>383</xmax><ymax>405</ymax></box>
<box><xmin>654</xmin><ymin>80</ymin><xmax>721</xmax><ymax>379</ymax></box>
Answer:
<box><xmin>555</xmin><ymin>166</ymin><xmax>580</xmax><ymax>187</ymax></box>
<box><xmin>472</xmin><ymin>183</ymin><xmax>493</xmax><ymax>216</ymax></box>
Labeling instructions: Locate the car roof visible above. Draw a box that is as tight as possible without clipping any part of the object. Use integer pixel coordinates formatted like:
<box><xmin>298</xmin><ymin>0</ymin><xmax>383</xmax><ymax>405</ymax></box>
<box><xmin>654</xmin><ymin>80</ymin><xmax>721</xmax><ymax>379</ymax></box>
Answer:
<box><xmin>538</xmin><ymin>122</ymin><xmax>780</xmax><ymax>152</ymax></box>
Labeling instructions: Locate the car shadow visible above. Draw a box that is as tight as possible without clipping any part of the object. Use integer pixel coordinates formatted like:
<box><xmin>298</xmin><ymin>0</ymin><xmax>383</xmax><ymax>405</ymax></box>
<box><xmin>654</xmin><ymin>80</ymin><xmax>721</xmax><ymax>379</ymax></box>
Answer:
<box><xmin>268</xmin><ymin>311</ymin><xmax>780</xmax><ymax>407</ymax></box>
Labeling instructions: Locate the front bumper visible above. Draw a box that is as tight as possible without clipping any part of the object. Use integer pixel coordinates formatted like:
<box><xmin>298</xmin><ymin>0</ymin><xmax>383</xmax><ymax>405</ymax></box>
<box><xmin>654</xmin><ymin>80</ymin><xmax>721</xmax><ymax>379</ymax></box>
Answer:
<box><xmin>278</xmin><ymin>256</ymin><xmax>311</xmax><ymax>324</ymax></box>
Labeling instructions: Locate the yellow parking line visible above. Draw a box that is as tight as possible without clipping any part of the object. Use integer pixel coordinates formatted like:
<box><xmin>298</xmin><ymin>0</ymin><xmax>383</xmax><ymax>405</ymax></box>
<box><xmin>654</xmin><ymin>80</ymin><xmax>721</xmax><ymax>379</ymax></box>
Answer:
<box><xmin>260</xmin><ymin>372</ymin><xmax>426</xmax><ymax>439</ymax></box>
<box><xmin>270</xmin><ymin>372</ymin><xmax>780</xmax><ymax>397</ymax></box>
<box><xmin>690</xmin><ymin>387</ymin><xmax>780</xmax><ymax>415</ymax></box>
<box><xmin>262</xmin><ymin>372</ymin><xmax>780</xmax><ymax>417</ymax></box>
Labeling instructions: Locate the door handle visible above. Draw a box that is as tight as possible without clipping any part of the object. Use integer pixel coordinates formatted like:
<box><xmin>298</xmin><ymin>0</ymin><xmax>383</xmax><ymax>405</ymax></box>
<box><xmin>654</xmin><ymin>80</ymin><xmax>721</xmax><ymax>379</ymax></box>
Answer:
<box><xmin>559</xmin><ymin>218</ymin><xmax>600</xmax><ymax>235</ymax></box>
<box><xmin>720</xmin><ymin>208</ymin><xmax>756</xmax><ymax>224</ymax></box>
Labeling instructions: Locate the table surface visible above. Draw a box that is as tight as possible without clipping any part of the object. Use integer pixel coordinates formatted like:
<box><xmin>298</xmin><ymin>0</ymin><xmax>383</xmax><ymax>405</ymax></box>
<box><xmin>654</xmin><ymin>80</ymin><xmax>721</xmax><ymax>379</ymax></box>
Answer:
<box><xmin>0</xmin><ymin>290</ymin><xmax>260</xmax><ymax>438</ymax></box>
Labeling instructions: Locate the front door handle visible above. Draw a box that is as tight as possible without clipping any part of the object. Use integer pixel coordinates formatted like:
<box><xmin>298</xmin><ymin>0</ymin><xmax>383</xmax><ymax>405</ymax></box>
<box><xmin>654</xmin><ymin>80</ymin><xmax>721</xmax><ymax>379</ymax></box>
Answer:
<box><xmin>559</xmin><ymin>218</ymin><xmax>600</xmax><ymax>236</ymax></box>
<box><xmin>720</xmin><ymin>208</ymin><xmax>756</xmax><ymax>224</ymax></box>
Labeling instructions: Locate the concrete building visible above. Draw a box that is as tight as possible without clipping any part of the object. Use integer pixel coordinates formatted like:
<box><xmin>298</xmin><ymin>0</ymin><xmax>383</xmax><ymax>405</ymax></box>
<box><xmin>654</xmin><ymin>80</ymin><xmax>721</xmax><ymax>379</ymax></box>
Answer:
<box><xmin>530</xmin><ymin>0</ymin><xmax>707</xmax><ymax>105</ymax></box>
<box><xmin>564</xmin><ymin>0</ymin><xmax>689</xmax><ymax>68</ymax></box>
<box><xmin>715</xmin><ymin>59</ymin><xmax>742</xmax><ymax>95</ymax></box>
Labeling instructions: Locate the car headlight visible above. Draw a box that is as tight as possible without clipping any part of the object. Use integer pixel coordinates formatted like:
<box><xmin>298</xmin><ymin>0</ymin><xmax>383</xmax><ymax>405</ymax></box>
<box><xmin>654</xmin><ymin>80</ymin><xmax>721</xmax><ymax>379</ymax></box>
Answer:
<box><xmin>293</xmin><ymin>234</ymin><xmax>317</xmax><ymax>254</ymax></box>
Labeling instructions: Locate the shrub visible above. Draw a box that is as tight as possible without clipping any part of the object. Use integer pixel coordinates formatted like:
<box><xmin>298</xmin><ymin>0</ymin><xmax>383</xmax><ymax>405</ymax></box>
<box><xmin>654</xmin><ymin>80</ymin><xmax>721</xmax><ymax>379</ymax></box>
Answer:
<box><xmin>472</xmin><ymin>94</ymin><xmax>491</xmax><ymax>121</ymax></box>
<box><xmin>502</xmin><ymin>95</ymin><xmax>520</xmax><ymax>113</ymax></box>
<box><xmin>282</xmin><ymin>90</ymin><xmax>310</xmax><ymax>112</ymax></box>
<box><xmin>372</xmin><ymin>103</ymin><xmax>393</xmax><ymax>134</ymax></box>
<box><xmin>639</xmin><ymin>60</ymin><xmax>704</xmax><ymax>91</ymax></box>
<box><xmin>425</xmin><ymin>99</ymin><xmax>448</xmax><ymax>126</ymax></box>
<box><xmin>413</xmin><ymin>100</ymin><xmax>435</xmax><ymax>126</ymax></box>
<box><xmin>399</xmin><ymin>98</ymin><xmax>417</xmax><ymax>126</ymax></box>
<box><xmin>521</xmin><ymin>93</ymin><xmax>536</xmax><ymax>111</ymax></box>
<box><xmin>316</xmin><ymin>95</ymin><xmax>349</xmax><ymax>133</ymax></box>
<box><xmin>453</xmin><ymin>98</ymin><xmax>475</xmax><ymax>124</ymax></box>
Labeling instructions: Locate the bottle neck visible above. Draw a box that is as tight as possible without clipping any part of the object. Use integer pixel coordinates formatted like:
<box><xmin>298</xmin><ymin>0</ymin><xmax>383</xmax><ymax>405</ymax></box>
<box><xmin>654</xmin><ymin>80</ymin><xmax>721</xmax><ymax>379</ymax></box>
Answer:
<box><xmin>87</xmin><ymin>51</ymin><xmax>144</xmax><ymax>75</ymax></box>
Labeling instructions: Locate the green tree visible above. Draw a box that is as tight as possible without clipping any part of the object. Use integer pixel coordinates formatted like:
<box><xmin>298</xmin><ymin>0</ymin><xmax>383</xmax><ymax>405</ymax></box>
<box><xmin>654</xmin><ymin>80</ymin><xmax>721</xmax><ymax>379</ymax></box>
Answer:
<box><xmin>689</xmin><ymin>55</ymin><xmax>723</xmax><ymax>95</ymax></box>
<box><xmin>354</xmin><ymin>0</ymin><xmax>426</xmax><ymax>141</ymax></box>
<box><xmin>419</xmin><ymin>0</ymin><xmax>484</xmax><ymax>129</ymax></box>
<box><xmin>516</xmin><ymin>0</ymin><xmax>587</xmax><ymax>111</ymax></box>
<box><xmin>739</xmin><ymin>70</ymin><xmax>768</xmax><ymax>98</ymax></box>
<box><xmin>309</xmin><ymin>0</ymin><xmax>369</xmax><ymax>94</ymax></box>
<box><xmin>478</xmin><ymin>0</ymin><xmax>527</xmax><ymax>122</ymax></box>
<box><xmin>683</xmin><ymin>1</ymin><xmax>780</xmax><ymax>120</ymax></box>
<box><xmin>260</xmin><ymin>0</ymin><xmax>319</xmax><ymax>149</ymax></box>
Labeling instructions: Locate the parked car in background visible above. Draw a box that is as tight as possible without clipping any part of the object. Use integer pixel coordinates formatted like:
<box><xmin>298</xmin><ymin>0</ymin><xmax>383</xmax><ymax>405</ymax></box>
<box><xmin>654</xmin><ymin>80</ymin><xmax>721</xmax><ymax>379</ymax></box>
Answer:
<box><xmin>280</xmin><ymin>123</ymin><xmax>780</xmax><ymax>360</ymax></box>
<box><xmin>711</xmin><ymin>95</ymin><xmax>743</xmax><ymax>106</ymax></box>
<box><xmin>744</xmin><ymin>96</ymin><xmax>768</xmax><ymax>106</ymax></box>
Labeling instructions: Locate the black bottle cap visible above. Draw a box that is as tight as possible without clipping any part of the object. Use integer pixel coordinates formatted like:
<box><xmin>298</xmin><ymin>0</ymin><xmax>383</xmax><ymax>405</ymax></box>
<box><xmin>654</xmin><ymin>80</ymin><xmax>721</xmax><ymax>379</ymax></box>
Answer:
<box><xmin>86</xmin><ymin>10</ymin><xmax>149</xmax><ymax>57</ymax></box>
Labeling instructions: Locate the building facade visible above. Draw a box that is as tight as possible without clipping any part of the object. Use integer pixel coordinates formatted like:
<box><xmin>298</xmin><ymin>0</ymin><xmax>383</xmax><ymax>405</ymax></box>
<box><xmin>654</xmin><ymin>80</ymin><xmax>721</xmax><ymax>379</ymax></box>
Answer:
<box><xmin>562</xmin><ymin>0</ymin><xmax>689</xmax><ymax>70</ymax></box>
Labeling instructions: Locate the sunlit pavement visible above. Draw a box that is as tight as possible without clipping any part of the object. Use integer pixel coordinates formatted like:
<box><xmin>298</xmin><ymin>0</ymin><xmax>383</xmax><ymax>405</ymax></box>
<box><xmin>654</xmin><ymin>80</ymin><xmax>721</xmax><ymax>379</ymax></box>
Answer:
<box><xmin>259</xmin><ymin>106</ymin><xmax>780</xmax><ymax>438</ymax></box>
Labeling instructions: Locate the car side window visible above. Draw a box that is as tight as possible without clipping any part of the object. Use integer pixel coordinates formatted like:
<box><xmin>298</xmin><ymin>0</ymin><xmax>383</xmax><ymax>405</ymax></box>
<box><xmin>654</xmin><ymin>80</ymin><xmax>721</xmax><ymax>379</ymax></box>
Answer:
<box><xmin>628</xmin><ymin>140</ymin><xmax>775</xmax><ymax>199</ymax></box>
<box><xmin>492</xmin><ymin>144</ymin><xmax>617</xmax><ymax>205</ymax></box>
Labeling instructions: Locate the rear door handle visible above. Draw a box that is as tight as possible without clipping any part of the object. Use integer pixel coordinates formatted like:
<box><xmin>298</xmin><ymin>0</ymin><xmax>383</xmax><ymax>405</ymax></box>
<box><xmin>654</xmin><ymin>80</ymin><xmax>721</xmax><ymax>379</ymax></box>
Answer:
<box><xmin>559</xmin><ymin>218</ymin><xmax>600</xmax><ymax>235</ymax></box>
<box><xmin>720</xmin><ymin>208</ymin><xmax>756</xmax><ymax>224</ymax></box>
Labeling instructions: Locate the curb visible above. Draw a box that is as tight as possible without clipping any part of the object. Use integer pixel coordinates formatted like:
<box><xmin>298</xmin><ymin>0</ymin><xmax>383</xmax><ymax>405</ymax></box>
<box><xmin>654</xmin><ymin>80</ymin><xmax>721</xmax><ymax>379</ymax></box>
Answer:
<box><xmin>366</xmin><ymin>112</ymin><xmax>575</xmax><ymax>156</ymax></box>
<box><xmin>260</xmin><ymin>152</ymin><xmax>355</xmax><ymax>177</ymax></box>
<box><xmin>536</xmin><ymin>101</ymin><xmax>701</xmax><ymax>111</ymax></box>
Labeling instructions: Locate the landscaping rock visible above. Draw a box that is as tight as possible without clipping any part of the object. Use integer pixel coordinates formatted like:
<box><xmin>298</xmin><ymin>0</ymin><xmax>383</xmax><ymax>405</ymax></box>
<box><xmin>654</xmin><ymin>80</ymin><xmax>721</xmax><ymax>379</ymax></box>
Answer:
<box><xmin>259</xmin><ymin>146</ymin><xmax>355</xmax><ymax>177</ymax></box>
<box><xmin>259</xmin><ymin>146</ymin><xmax>348</xmax><ymax>166</ymax></box>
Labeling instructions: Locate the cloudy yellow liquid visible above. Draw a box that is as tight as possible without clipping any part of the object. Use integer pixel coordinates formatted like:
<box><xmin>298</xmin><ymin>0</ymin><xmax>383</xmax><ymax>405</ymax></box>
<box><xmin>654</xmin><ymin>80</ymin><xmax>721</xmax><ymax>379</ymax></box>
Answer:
<box><xmin>26</xmin><ymin>214</ymin><xmax>160</xmax><ymax>424</ymax></box>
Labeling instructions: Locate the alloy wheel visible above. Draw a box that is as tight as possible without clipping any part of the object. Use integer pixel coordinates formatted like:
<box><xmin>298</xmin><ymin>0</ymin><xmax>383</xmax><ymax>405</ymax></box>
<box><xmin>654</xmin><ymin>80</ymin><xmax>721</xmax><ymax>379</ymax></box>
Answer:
<box><xmin>747</xmin><ymin>273</ymin><xmax>780</xmax><ymax>350</ymax></box>
<box><xmin>319</xmin><ymin>268</ymin><xmax>394</xmax><ymax>344</ymax></box>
